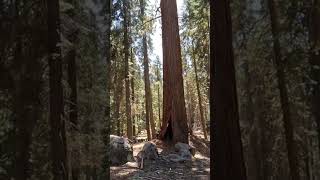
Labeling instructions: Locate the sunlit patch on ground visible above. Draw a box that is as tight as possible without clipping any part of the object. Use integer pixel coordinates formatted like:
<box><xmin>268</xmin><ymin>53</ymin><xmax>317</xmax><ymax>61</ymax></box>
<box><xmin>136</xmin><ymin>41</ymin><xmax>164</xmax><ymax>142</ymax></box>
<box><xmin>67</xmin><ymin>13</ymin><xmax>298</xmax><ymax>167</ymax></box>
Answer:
<box><xmin>110</xmin><ymin>131</ymin><xmax>210</xmax><ymax>180</ymax></box>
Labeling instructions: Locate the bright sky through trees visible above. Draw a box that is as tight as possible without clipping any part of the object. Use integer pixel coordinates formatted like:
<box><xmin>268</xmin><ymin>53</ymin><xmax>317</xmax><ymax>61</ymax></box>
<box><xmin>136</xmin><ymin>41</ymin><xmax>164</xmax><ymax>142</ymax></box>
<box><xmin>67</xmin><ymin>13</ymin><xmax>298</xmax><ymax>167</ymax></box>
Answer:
<box><xmin>151</xmin><ymin>0</ymin><xmax>184</xmax><ymax>63</ymax></box>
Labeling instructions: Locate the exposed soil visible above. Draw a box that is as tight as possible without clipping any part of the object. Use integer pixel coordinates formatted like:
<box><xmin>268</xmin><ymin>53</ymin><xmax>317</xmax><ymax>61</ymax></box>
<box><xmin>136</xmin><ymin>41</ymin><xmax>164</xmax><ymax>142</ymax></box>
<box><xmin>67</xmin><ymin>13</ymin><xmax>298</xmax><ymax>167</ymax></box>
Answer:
<box><xmin>110</xmin><ymin>131</ymin><xmax>210</xmax><ymax>180</ymax></box>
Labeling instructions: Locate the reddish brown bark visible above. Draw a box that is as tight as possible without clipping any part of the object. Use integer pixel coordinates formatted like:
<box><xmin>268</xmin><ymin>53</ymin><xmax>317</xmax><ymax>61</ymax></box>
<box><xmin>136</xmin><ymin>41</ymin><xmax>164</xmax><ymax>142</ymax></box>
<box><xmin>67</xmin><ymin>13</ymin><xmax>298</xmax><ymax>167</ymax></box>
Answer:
<box><xmin>210</xmin><ymin>0</ymin><xmax>247</xmax><ymax>179</ymax></box>
<box><xmin>159</xmin><ymin>0</ymin><xmax>188</xmax><ymax>143</ymax></box>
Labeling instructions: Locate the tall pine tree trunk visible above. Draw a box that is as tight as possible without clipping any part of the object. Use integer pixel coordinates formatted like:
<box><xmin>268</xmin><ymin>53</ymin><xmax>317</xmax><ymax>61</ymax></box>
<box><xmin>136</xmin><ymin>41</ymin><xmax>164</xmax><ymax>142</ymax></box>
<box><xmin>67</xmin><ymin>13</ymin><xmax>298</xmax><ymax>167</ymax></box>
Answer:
<box><xmin>186</xmin><ymin>81</ymin><xmax>195</xmax><ymax>135</ymax></box>
<box><xmin>142</xmin><ymin>34</ymin><xmax>153</xmax><ymax>140</ymax></box>
<box><xmin>140</xmin><ymin>0</ymin><xmax>153</xmax><ymax>140</ymax></box>
<box><xmin>131</xmin><ymin>48</ymin><xmax>136</xmax><ymax>136</ymax></box>
<box><xmin>123</xmin><ymin>0</ymin><xmax>132</xmax><ymax>139</ymax></box>
<box><xmin>159</xmin><ymin>0</ymin><xmax>188</xmax><ymax>143</ymax></box>
<box><xmin>47</xmin><ymin>0</ymin><xmax>68</xmax><ymax>179</ymax></box>
<box><xmin>114</xmin><ymin>81</ymin><xmax>123</xmax><ymax>136</ymax></box>
<box><xmin>113</xmin><ymin>55</ymin><xmax>124</xmax><ymax>136</ymax></box>
<box><xmin>149</xmin><ymin>86</ymin><xmax>156</xmax><ymax>138</ymax></box>
<box><xmin>192</xmin><ymin>54</ymin><xmax>207</xmax><ymax>139</ymax></box>
<box><xmin>156</xmin><ymin>62</ymin><xmax>162</xmax><ymax>128</ymax></box>
<box><xmin>210</xmin><ymin>0</ymin><xmax>247</xmax><ymax>179</ymax></box>
<box><xmin>267</xmin><ymin>0</ymin><xmax>300</xmax><ymax>179</ymax></box>
<box><xmin>158</xmin><ymin>82</ymin><xmax>161</xmax><ymax>128</ymax></box>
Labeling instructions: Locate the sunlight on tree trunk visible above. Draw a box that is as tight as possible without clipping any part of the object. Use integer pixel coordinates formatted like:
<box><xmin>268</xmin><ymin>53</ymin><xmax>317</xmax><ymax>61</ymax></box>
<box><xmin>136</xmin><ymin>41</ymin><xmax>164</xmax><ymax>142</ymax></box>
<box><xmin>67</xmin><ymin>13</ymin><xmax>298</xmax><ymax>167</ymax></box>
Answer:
<box><xmin>159</xmin><ymin>0</ymin><xmax>189</xmax><ymax>144</ymax></box>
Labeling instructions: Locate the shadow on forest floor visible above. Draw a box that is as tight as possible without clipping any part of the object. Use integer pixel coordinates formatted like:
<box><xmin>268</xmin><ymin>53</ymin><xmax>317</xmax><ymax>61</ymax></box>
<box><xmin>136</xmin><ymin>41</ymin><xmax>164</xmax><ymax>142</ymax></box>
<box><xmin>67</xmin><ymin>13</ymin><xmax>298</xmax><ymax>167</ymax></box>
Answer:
<box><xmin>110</xmin><ymin>131</ymin><xmax>210</xmax><ymax>180</ymax></box>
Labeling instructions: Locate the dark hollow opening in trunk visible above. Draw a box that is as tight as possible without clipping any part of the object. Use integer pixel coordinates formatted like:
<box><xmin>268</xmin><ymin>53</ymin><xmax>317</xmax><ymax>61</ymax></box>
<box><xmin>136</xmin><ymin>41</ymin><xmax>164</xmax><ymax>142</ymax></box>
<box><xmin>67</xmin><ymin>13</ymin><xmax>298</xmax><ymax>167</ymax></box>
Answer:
<box><xmin>164</xmin><ymin>119</ymin><xmax>173</xmax><ymax>141</ymax></box>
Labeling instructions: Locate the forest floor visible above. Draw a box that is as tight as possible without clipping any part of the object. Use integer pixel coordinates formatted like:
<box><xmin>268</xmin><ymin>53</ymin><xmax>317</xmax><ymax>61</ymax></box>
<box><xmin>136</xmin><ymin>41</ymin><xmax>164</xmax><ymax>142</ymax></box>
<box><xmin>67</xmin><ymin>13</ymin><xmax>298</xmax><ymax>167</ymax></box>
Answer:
<box><xmin>110</xmin><ymin>130</ymin><xmax>210</xmax><ymax>180</ymax></box>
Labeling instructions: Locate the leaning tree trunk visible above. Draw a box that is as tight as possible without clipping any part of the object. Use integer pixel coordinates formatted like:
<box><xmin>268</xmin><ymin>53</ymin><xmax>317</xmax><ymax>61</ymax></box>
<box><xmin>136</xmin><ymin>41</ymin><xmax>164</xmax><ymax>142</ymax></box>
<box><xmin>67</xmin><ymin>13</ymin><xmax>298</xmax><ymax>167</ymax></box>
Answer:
<box><xmin>123</xmin><ymin>0</ymin><xmax>132</xmax><ymax>140</ymax></box>
<box><xmin>47</xmin><ymin>0</ymin><xmax>68</xmax><ymax>179</ymax></box>
<box><xmin>308</xmin><ymin>0</ymin><xmax>320</xmax><ymax>157</ymax></box>
<box><xmin>159</xmin><ymin>0</ymin><xmax>188</xmax><ymax>143</ymax></box>
<box><xmin>210</xmin><ymin>0</ymin><xmax>247</xmax><ymax>179</ymax></box>
<box><xmin>267</xmin><ymin>0</ymin><xmax>300</xmax><ymax>179</ymax></box>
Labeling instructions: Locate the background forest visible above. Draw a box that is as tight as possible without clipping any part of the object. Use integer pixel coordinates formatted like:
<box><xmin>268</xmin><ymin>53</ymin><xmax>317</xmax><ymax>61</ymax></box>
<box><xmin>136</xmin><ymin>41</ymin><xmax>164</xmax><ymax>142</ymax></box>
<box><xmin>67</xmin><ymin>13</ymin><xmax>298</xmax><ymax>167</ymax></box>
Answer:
<box><xmin>0</xmin><ymin>0</ymin><xmax>319</xmax><ymax>179</ymax></box>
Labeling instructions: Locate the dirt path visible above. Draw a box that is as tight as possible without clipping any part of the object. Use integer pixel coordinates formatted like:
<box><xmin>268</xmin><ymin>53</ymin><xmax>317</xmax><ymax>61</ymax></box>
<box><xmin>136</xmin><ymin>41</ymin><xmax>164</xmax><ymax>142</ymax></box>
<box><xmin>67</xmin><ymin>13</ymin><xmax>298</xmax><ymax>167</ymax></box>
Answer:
<box><xmin>110</xmin><ymin>131</ymin><xmax>210</xmax><ymax>180</ymax></box>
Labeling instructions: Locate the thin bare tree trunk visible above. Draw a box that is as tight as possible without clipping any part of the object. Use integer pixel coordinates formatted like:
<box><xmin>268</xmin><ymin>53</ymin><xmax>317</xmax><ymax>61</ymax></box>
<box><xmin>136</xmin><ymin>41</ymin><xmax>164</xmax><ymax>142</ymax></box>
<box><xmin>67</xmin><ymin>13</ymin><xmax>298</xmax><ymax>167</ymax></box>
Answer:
<box><xmin>140</xmin><ymin>0</ymin><xmax>154</xmax><ymax>140</ymax></box>
<box><xmin>131</xmin><ymin>48</ymin><xmax>136</xmax><ymax>136</ymax></box>
<box><xmin>192</xmin><ymin>55</ymin><xmax>207</xmax><ymax>139</ymax></box>
<box><xmin>149</xmin><ymin>90</ymin><xmax>156</xmax><ymax>138</ymax></box>
<box><xmin>142</xmin><ymin>34</ymin><xmax>153</xmax><ymax>140</ymax></box>
<box><xmin>156</xmin><ymin>61</ymin><xmax>162</xmax><ymax>128</ymax></box>
<box><xmin>114</xmin><ymin>69</ymin><xmax>124</xmax><ymax>136</ymax></box>
<box><xmin>158</xmin><ymin>83</ymin><xmax>161</xmax><ymax>128</ymax></box>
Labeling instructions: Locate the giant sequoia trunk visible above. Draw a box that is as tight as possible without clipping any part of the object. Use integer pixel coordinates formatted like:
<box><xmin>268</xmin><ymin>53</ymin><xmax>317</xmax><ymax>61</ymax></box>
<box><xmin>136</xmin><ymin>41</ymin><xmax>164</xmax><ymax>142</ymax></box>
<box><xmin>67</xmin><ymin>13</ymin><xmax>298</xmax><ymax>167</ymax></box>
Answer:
<box><xmin>159</xmin><ymin>0</ymin><xmax>188</xmax><ymax>143</ymax></box>
<box><xmin>309</xmin><ymin>0</ymin><xmax>320</xmax><ymax>156</ymax></box>
<box><xmin>210</xmin><ymin>0</ymin><xmax>247</xmax><ymax>179</ymax></box>
<box><xmin>47</xmin><ymin>0</ymin><xmax>69</xmax><ymax>179</ymax></box>
<box><xmin>267</xmin><ymin>0</ymin><xmax>300</xmax><ymax>179</ymax></box>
